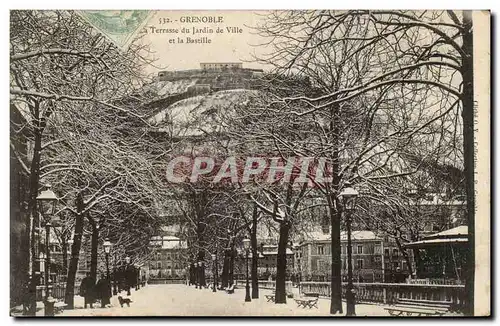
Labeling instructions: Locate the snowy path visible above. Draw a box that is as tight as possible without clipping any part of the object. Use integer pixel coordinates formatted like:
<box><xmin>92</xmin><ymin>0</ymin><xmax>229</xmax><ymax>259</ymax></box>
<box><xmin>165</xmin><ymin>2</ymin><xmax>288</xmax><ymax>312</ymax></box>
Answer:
<box><xmin>57</xmin><ymin>284</ymin><xmax>392</xmax><ymax>317</ymax></box>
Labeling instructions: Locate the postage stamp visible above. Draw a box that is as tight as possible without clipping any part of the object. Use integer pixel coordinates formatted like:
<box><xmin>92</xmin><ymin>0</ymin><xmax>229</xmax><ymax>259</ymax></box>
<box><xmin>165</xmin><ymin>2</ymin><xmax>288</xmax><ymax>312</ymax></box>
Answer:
<box><xmin>76</xmin><ymin>10</ymin><xmax>154</xmax><ymax>50</ymax></box>
<box><xmin>9</xmin><ymin>9</ymin><xmax>490</xmax><ymax>318</ymax></box>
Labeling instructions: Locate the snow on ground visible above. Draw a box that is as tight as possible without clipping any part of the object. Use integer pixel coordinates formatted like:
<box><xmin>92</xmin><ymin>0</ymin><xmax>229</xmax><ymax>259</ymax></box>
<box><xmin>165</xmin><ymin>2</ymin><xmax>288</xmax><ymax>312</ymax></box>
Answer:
<box><xmin>54</xmin><ymin>284</ymin><xmax>396</xmax><ymax>317</ymax></box>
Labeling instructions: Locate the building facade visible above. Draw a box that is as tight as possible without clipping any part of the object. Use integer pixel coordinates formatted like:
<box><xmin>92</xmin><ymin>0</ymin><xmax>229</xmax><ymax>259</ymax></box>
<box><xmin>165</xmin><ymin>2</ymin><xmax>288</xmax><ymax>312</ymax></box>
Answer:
<box><xmin>296</xmin><ymin>231</ymin><xmax>412</xmax><ymax>283</ymax></box>
<box><xmin>146</xmin><ymin>235</ymin><xmax>188</xmax><ymax>279</ymax></box>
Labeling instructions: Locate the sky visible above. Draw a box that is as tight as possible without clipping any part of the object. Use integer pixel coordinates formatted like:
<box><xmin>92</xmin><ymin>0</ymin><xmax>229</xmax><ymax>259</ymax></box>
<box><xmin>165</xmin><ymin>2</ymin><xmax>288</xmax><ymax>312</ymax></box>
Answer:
<box><xmin>139</xmin><ymin>10</ymin><xmax>271</xmax><ymax>75</ymax></box>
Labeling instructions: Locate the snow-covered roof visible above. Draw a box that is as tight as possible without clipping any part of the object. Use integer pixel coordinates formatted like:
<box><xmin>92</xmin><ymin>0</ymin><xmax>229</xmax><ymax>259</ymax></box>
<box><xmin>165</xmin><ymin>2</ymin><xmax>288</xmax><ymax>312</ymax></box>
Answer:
<box><xmin>403</xmin><ymin>225</ymin><xmax>468</xmax><ymax>249</ymax></box>
<box><xmin>262</xmin><ymin>249</ymin><xmax>294</xmax><ymax>255</ymax></box>
<box><xmin>424</xmin><ymin>225</ymin><xmax>468</xmax><ymax>240</ymax></box>
<box><xmin>403</xmin><ymin>238</ymin><xmax>468</xmax><ymax>248</ymax></box>
<box><xmin>301</xmin><ymin>230</ymin><xmax>380</xmax><ymax>244</ymax></box>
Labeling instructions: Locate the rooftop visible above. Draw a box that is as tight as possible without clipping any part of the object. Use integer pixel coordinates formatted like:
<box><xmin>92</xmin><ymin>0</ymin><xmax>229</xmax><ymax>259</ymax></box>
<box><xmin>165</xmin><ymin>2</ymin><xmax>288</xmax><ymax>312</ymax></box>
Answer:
<box><xmin>300</xmin><ymin>230</ymin><xmax>380</xmax><ymax>244</ymax></box>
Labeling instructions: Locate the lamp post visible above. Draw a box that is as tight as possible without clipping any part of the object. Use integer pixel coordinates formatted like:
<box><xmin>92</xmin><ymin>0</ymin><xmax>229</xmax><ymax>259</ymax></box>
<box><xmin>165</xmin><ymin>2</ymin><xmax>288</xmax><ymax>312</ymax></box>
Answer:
<box><xmin>38</xmin><ymin>252</ymin><xmax>46</xmax><ymax>285</ymax></box>
<box><xmin>103</xmin><ymin>238</ymin><xmax>112</xmax><ymax>282</ymax></box>
<box><xmin>112</xmin><ymin>251</ymin><xmax>118</xmax><ymax>295</ymax></box>
<box><xmin>125</xmin><ymin>256</ymin><xmax>131</xmax><ymax>295</ymax></box>
<box><xmin>194</xmin><ymin>262</ymin><xmax>198</xmax><ymax>288</ymax></box>
<box><xmin>211</xmin><ymin>254</ymin><xmax>217</xmax><ymax>292</ymax></box>
<box><xmin>36</xmin><ymin>184</ymin><xmax>58</xmax><ymax>316</ymax></box>
<box><xmin>243</xmin><ymin>238</ymin><xmax>251</xmax><ymax>302</ymax></box>
<box><xmin>292</xmin><ymin>244</ymin><xmax>299</xmax><ymax>286</ymax></box>
<box><xmin>340</xmin><ymin>184</ymin><xmax>359</xmax><ymax>317</ymax></box>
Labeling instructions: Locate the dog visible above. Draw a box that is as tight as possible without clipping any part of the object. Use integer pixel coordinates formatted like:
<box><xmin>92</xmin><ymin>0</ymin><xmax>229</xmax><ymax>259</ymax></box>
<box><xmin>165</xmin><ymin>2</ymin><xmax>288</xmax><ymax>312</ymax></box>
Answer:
<box><xmin>118</xmin><ymin>296</ymin><xmax>133</xmax><ymax>307</ymax></box>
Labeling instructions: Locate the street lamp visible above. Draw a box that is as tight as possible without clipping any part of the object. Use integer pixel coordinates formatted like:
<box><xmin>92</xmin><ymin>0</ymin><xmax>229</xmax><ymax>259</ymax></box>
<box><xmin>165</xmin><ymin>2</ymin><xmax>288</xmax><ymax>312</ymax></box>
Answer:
<box><xmin>112</xmin><ymin>251</ymin><xmax>118</xmax><ymax>295</ymax></box>
<box><xmin>103</xmin><ymin>238</ymin><xmax>112</xmax><ymax>282</ymax></box>
<box><xmin>194</xmin><ymin>262</ymin><xmax>199</xmax><ymax>289</ymax></box>
<box><xmin>243</xmin><ymin>238</ymin><xmax>251</xmax><ymax>302</ymax></box>
<box><xmin>36</xmin><ymin>184</ymin><xmax>58</xmax><ymax>316</ymax></box>
<box><xmin>38</xmin><ymin>252</ymin><xmax>46</xmax><ymax>284</ymax></box>
<box><xmin>211</xmin><ymin>254</ymin><xmax>217</xmax><ymax>292</ymax></box>
<box><xmin>340</xmin><ymin>184</ymin><xmax>359</xmax><ymax>316</ymax></box>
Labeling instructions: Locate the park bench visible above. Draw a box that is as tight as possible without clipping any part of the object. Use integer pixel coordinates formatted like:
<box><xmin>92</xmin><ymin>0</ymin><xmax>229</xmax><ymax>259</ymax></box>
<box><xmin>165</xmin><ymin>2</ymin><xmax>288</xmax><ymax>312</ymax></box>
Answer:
<box><xmin>294</xmin><ymin>292</ymin><xmax>319</xmax><ymax>309</ymax></box>
<box><xmin>385</xmin><ymin>298</ymin><xmax>452</xmax><ymax>316</ymax></box>
<box><xmin>265</xmin><ymin>294</ymin><xmax>275</xmax><ymax>302</ymax></box>
<box><xmin>265</xmin><ymin>291</ymin><xmax>294</xmax><ymax>303</ymax></box>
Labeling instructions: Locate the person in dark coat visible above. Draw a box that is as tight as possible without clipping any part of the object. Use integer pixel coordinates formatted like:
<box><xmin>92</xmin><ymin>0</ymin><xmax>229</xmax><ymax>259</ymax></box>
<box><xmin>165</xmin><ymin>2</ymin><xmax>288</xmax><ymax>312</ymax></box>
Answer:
<box><xmin>199</xmin><ymin>262</ymin><xmax>206</xmax><ymax>288</ymax></box>
<box><xmin>125</xmin><ymin>264</ymin><xmax>136</xmax><ymax>295</ymax></box>
<box><xmin>80</xmin><ymin>272</ymin><xmax>95</xmax><ymax>308</ymax></box>
<box><xmin>189</xmin><ymin>263</ymin><xmax>196</xmax><ymax>286</ymax></box>
<box><xmin>95</xmin><ymin>273</ymin><xmax>112</xmax><ymax>308</ymax></box>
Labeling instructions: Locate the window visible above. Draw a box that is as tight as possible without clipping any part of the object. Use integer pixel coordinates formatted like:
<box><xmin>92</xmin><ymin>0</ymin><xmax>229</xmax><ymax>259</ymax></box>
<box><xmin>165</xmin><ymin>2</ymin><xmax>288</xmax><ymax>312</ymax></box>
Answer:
<box><xmin>342</xmin><ymin>245</ymin><xmax>346</xmax><ymax>255</ymax></box>
<box><xmin>357</xmin><ymin>245</ymin><xmax>363</xmax><ymax>254</ymax></box>
<box><xmin>317</xmin><ymin>245</ymin><xmax>324</xmax><ymax>255</ymax></box>
<box><xmin>157</xmin><ymin>261</ymin><xmax>162</xmax><ymax>269</ymax></box>
<box><xmin>393</xmin><ymin>249</ymin><xmax>399</xmax><ymax>256</ymax></box>
<box><xmin>317</xmin><ymin>260</ymin><xmax>326</xmax><ymax>271</ymax></box>
<box><xmin>393</xmin><ymin>262</ymin><xmax>399</xmax><ymax>269</ymax></box>
<box><xmin>384</xmin><ymin>249</ymin><xmax>390</xmax><ymax>256</ymax></box>
<box><xmin>374</xmin><ymin>245</ymin><xmax>381</xmax><ymax>254</ymax></box>
<box><xmin>357</xmin><ymin>259</ymin><xmax>364</xmax><ymax>269</ymax></box>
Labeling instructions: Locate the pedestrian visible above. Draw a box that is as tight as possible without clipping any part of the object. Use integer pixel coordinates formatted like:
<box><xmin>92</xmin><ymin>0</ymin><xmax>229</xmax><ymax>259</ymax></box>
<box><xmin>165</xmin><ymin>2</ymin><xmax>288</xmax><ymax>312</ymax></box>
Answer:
<box><xmin>125</xmin><ymin>265</ymin><xmax>135</xmax><ymax>295</ymax></box>
<box><xmin>95</xmin><ymin>273</ymin><xmax>112</xmax><ymax>308</ymax></box>
<box><xmin>189</xmin><ymin>263</ymin><xmax>195</xmax><ymax>286</ymax></box>
<box><xmin>80</xmin><ymin>272</ymin><xmax>95</xmax><ymax>309</ymax></box>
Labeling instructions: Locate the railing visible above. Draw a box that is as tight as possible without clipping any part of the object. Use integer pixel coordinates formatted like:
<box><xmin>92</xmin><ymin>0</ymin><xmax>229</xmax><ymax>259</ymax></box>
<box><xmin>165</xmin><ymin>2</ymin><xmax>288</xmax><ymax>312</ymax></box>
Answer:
<box><xmin>35</xmin><ymin>283</ymin><xmax>77</xmax><ymax>301</ymax></box>
<box><xmin>147</xmin><ymin>278</ymin><xmax>187</xmax><ymax>285</ymax></box>
<box><xmin>258</xmin><ymin>280</ymin><xmax>293</xmax><ymax>292</ymax></box>
<box><xmin>299</xmin><ymin>282</ymin><xmax>466</xmax><ymax>310</ymax></box>
<box><xmin>407</xmin><ymin>278</ymin><xmax>462</xmax><ymax>285</ymax></box>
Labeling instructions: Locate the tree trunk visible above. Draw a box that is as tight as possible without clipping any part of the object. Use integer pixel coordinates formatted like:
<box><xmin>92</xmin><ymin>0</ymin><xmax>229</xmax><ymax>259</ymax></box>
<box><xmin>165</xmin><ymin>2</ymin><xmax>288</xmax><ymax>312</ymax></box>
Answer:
<box><xmin>395</xmin><ymin>238</ymin><xmax>413</xmax><ymax>277</ymax></box>
<box><xmin>275</xmin><ymin>221</ymin><xmax>290</xmax><ymax>304</ymax></box>
<box><xmin>329</xmin><ymin>200</ymin><xmax>343</xmax><ymax>314</ymax></box>
<box><xmin>61</xmin><ymin>238</ymin><xmax>68</xmax><ymax>276</ymax></box>
<box><xmin>461</xmin><ymin>10</ymin><xmax>475</xmax><ymax>316</ymax></box>
<box><xmin>64</xmin><ymin>192</ymin><xmax>85</xmax><ymax>309</ymax></box>
<box><xmin>329</xmin><ymin>100</ymin><xmax>343</xmax><ymax>314</ymax></box>
<box><xmin>89</xmin><ymin>218</ymin><xmax>98</xmax><ymax>281</ymax></box>
<box><xmin>412</xmin><ymin>248</ymin><xmax>424</xmax><ymax>278</ymax></box>
<box><xmin>24</xmin><ymin>111</ymin><xmax>42</xmax><ymax>316</ymax></box>
<box><xmin>221</xmin><ymin>250</ymin><xmax>229</xmax><ymax>288</ymax></box>
<box><xmin>229</xmin><ymin>247</ymin><xmax>235</xmax><ymax>286</ymax></box>
<box><xmin>251</xmin><ymin>204</ymin><xmax>259</xmax><ymax>298</ymax></box>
